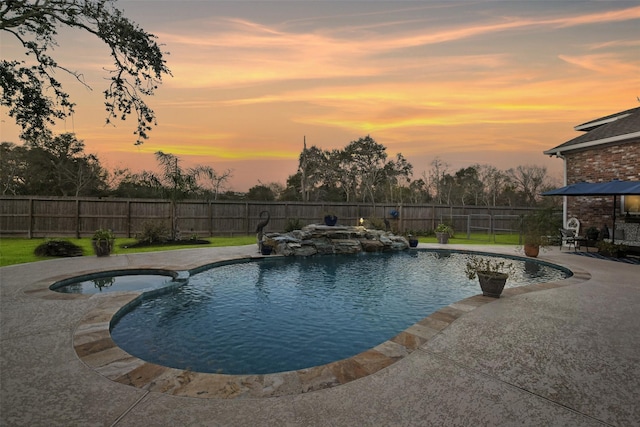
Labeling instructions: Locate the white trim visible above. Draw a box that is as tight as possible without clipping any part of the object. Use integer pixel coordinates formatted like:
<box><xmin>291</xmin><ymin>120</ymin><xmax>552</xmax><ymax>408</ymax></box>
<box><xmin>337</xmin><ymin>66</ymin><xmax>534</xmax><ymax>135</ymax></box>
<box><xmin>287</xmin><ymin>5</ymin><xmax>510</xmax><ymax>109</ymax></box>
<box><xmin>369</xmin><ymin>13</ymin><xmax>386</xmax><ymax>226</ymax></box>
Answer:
<box><xmin>544</xmin><ymin>131</ymin><xmax>640</xmax><ymax>156</ymax></box>
<box><xmin>574</xmin><ymin>113</ymin><xmax>632</xmax><ymax>131</ymax></box>
<box><xmin>562</xmin><ymin>155</ymin><xmax>567</xmax><ymax>226</ymax></box>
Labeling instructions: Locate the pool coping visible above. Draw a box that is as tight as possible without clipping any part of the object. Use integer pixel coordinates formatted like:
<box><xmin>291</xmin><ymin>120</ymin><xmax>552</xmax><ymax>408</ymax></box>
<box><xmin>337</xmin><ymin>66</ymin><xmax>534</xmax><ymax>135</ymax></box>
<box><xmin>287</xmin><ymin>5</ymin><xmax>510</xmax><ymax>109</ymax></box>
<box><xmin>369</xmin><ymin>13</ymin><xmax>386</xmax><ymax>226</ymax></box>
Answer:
<box><xmin>31</xmin><ymin>251</ymin><xmax>590</xmax><ymax>400</ymax></box>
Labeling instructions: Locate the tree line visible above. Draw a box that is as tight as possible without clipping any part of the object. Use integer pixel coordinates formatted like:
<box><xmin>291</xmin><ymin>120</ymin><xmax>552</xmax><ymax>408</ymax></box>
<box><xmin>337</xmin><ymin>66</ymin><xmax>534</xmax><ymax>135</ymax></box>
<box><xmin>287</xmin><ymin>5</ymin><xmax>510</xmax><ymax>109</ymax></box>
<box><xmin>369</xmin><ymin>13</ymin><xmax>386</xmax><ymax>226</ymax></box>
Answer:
<box><xmin>1</xmin><ymin>132</ymin><xmax>559</xmax><ymax>207</ymax></box>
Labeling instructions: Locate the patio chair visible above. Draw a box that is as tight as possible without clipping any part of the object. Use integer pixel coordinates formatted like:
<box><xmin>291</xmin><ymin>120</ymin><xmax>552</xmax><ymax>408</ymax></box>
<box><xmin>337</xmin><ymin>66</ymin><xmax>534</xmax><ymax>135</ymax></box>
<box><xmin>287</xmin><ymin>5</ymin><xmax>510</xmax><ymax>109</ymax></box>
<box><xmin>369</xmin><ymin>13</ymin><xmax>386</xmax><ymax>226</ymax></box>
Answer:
<box><xmin>559</xmin><ymin>228</ymin><xmax>577</xmax><ymax>251</ymax></box>
<box><xmin>566</xmin><ymin>217</ymin><xmax>580</xmax><ymax>237</ymax></box>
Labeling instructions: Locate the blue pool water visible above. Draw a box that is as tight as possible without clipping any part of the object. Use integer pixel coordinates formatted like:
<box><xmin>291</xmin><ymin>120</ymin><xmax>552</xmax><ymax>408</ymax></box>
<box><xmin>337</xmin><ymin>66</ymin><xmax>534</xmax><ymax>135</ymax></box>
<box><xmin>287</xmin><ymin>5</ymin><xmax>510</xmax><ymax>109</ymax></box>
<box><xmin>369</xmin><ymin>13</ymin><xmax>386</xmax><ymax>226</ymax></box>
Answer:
<box><xmin>110</xmin><ymin>250</ymin><xmax>569</xmax><ymax>375</ymax></box>
<box><xmin>51</xmin><ymin>272</ymin><xmax>175</xmax><ymax>294</ymax></box>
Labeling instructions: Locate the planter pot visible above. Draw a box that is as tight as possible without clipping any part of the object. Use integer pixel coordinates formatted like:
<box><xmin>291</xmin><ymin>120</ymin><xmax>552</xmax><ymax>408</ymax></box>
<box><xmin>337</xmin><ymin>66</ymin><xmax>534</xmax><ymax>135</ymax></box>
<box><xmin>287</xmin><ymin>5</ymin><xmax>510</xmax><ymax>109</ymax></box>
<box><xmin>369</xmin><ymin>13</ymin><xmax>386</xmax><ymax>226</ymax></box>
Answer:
<box><xmin>408</xmin><ymin>238</ymin><xmax>419</xmax><ymax>248</ymax></box>
<box><xmin>477</xmin><ymin>271</ymin><xmax>508</xmax><ymax>298</ymax></box>
<box><xmin>524</xmin><ymin>243</ymin><xmax>540</xmax><ymax>258</ymax></box>
<box><xmin>260</xmin><ymin>245</ymin><xmax>273</xmax><ymax>255</ymax></box>
<box><xmin>436</xmin><ymin>232</ymin><xmax>449</xmax><ymax>244</ymax></box>
<box><xmin>92</xmin><ymin>239</ymin><xmax>114</xmax><ymax>257</ymax></box>
<box><xmin>324</xmin><ymin>215</ymin><xmax>338</xmax><ymax>226</ymax></box>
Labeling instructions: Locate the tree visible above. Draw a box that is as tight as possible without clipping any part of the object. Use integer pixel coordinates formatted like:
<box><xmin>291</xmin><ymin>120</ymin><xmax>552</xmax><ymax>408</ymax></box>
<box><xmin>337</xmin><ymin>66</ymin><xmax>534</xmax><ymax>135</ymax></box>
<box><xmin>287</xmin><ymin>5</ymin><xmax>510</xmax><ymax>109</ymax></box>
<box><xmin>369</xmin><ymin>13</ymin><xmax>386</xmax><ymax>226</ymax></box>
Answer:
<box><xmin>425</xmin><ymin>157</ymin><xmax>451</xmax><ymax>204</ymax></box>
<box><xmin>298</xmin><ymin>144</ymin><xmax>329</xmax><ymax>201</ymax></box>
<box><xmin>507</xmin><ymin>165</ymin><xmax>550</xmax><ymax>207</ymax></box>
<box><xmin>407</xmin><ymin>178</ymin><xmax>431</xmax><ymax>204</ymax></box>
<box><xmin>476</xmin><ymin>164</ymin><xmax>506</xmax><ymax>207</ymax></box>
<box><xmin>29</xmin><ymin>132</ymin><xmax>107</xmax><ymax>196</ymax></box>
<box><xmin>0</xmin><ymin>142</ymin><xmax>28</xmax><ymax>195</ymax></box>
<box><xmin>111</xmin><ymin>168</ymin><xmax>162</xmax><ymax>198</ymax></box>
<box><xmin>280</xmin><ymin>172</ymin><xmax>303</xmax><ymax>201</ymax></box>
<box><xmin>247</xmin><ymin>184</ymin><xmax>275</xmax><ymax>201</ymax></box>
<box><xmin>192</xmin><ymin>165</ymin><xmax>233</xmax><ymax>201</ymax></box>
<box><xmin>452</xmin><ymin>166</ymin><xmax>482</xmax><ymax>206</ymax></box>
<box><xmin>382</xmin><ymin>153</ymin><xmax>413</xmax><ymax>203</ymax></box>
<box><xmin>1</xmin><ymin>133</ymin><xmax>107</xmax><ymax>196</ymax></box>
<box><xmin>1</xmin><ymin>0</ymin><xmax>171</xmax><ymax>144</ymax></box>
<box><xmin>150</xmin><ymin>151</ymin><xmax>198</xmax><ymax>239</ymax></box>
<box><xmin>293</xmin><ymin>136</ymin><xmax>413</xmax><ymax>204</ymax></box>
<box><xmin>343</xmin><ymin>135</ymin><xmax>391</xmax><ymax>204</ymax></box>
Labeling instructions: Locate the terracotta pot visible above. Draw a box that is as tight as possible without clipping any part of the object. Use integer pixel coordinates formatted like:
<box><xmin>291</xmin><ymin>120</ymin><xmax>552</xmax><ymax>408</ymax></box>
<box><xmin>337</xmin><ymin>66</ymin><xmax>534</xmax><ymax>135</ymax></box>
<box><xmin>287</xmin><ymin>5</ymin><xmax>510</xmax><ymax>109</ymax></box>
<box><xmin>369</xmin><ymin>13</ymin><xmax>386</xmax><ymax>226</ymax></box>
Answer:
<box><xmin>477</xmin><ymin>271</ymin><xmax>508</xmax><ymax>298</ymax></box>
<box><xmin>524</xmin><ymin>243</ymin><xmax>540</xmax><ymax>258</ymax></box>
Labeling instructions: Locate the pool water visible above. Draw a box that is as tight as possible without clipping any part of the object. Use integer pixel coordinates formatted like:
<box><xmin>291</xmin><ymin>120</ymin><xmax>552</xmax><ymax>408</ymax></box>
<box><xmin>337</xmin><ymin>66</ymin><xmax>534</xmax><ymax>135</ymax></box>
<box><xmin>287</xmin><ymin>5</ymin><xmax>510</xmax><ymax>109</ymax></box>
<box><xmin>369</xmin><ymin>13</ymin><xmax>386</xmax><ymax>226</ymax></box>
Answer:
<box><xmin>110</xmin><ymin>251</ymin><xmax>568</xmax><ymax>375</ymax></box>
<box><xmin>51</xmin><ymin>273</ymin><xmax>175</xmax><ymax>294</ymax></box>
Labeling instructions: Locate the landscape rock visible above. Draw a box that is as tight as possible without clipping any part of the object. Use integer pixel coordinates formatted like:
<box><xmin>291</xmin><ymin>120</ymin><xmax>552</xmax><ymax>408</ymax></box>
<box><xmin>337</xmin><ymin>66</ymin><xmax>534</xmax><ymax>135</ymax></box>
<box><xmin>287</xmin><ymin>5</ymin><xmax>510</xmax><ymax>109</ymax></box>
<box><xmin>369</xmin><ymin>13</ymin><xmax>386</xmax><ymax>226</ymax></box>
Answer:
<box><xmin>262</xmin><ymin>225</ymin><xmax>409</xmax><ymax>256</ymax></box>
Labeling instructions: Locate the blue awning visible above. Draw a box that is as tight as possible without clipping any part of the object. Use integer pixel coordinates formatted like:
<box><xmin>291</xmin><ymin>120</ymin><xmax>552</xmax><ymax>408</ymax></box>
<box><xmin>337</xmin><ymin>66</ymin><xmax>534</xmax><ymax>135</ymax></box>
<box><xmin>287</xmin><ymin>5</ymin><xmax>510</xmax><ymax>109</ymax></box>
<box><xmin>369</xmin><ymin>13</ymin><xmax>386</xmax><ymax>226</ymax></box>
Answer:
<box><xmin>542</xmin><ymin>180</ymin><xmax>640</xmax><ymax>196</ymax></box>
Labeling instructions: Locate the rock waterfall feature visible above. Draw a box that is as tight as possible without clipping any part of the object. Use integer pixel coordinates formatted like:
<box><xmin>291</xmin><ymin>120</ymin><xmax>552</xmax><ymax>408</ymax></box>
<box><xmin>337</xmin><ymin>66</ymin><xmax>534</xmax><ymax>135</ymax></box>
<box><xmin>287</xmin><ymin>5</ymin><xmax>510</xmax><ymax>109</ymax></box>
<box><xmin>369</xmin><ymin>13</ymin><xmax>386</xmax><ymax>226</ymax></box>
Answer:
<box><xmin>262</xmin><ymin>224</ymin><xmax>410</xmax><ymax>256</ymax></box>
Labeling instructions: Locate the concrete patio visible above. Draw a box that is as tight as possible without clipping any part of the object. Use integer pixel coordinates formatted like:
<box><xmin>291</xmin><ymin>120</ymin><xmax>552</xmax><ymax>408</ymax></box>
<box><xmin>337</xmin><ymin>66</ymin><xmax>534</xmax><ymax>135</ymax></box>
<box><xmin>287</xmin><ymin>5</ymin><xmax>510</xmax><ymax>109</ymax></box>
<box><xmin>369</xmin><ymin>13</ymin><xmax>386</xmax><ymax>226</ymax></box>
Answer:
<box><xmin>1</xmin><ymin>244</ymin><xmax>638</xmax><ymax>426</ymax></box>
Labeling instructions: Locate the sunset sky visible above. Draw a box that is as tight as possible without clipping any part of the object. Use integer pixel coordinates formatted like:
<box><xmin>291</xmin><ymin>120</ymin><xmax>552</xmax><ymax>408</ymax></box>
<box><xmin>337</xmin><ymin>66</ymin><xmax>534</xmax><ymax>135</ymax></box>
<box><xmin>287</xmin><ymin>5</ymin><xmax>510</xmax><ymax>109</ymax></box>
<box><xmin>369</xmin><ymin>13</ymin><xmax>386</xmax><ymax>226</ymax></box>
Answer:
<box><xmin>2</xmin><ymin>0</ymin><xmax>639</xmax><ymax>191</ymax></box>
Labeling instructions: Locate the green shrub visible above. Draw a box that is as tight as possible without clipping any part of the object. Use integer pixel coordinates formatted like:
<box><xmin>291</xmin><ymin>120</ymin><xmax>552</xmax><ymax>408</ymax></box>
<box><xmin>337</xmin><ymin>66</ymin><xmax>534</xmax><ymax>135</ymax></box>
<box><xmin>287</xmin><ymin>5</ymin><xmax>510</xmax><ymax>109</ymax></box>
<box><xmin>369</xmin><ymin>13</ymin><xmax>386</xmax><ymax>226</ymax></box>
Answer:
<box><xmin>363</xmin><ymin>217</ymin><xmax>387</xmax><ymax>230</ymax></box>
<box><xmin>284</xmin><ymin>218</ymin><xmax>304</xmax><ymax>232</ymax></box>
<box><xmin>92</xmin><ymin>228</ymin><xmax>115</xmax><ymax>240</ymax></box>
<box><xmin>135</xmin><ymin>221</ymin><xmax>170</xmax><ymax>244</ymax></box>
<box><xmin>34</xmin><ymin>239</ymin><xmax>84</xmax><ymax>257</ymax></box>
<box><xmin>435</xmin><ymin>223</ymin><xmax>454</xmax><ymax>236</ymax></box>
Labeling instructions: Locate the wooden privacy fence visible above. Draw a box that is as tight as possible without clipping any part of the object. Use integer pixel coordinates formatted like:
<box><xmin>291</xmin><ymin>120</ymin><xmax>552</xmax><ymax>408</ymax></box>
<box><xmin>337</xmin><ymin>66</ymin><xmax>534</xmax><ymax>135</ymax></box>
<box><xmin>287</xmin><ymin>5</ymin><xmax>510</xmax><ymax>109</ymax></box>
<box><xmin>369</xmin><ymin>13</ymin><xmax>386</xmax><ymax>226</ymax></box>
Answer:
<box><xmin>0</xmin><ymin>196</ymin><xmax>537</xmax><ymax>239</ymax></box>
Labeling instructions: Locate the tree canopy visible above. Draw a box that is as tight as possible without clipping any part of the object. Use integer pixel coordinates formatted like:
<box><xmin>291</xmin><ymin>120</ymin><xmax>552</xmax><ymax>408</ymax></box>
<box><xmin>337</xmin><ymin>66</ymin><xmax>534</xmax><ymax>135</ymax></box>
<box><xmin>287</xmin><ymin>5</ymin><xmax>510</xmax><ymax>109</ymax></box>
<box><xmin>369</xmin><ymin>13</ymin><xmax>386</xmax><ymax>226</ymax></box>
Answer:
<box><xmin>297</xmin><ymin>135</ymin><xmax>414</xmax><ymax>205</ymax></box>
<box><xmin>0</xmin><ymin>0</ymin><xmax>171</xmax><ymax>144</ymax></box>
<box><xmin>1</xmin><ymin>133</ymin><xmax>107</xmax><ymax>196</ymax></box>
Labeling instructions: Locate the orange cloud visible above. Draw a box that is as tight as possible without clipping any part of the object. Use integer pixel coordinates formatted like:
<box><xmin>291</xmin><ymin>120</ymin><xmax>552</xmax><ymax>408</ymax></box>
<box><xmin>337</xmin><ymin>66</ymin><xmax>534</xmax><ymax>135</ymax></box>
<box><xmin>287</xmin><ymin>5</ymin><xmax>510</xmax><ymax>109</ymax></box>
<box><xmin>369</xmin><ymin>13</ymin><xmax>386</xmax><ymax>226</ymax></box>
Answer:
<box><xmin>558</xmin><ymin>54</ymin><xmax>640</xmax><ymax>75</ymax></box>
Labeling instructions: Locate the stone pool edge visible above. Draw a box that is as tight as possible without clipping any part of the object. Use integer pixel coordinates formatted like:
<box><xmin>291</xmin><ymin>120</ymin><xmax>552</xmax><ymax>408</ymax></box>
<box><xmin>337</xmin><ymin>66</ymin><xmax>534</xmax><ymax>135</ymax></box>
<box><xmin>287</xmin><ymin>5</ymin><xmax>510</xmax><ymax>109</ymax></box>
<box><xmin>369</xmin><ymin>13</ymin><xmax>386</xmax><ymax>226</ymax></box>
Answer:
<box><xmin>66</xmin><ymin>256</ymin><xmax>590</xmax><ymax>400</ymax></box>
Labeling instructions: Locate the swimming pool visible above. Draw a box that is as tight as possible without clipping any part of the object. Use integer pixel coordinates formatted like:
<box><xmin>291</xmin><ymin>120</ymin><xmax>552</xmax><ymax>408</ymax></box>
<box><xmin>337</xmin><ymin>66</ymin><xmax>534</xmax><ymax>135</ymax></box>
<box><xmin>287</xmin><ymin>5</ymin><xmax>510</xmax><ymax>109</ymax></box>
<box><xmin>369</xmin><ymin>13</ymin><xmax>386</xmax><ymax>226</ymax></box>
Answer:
<box><xmin>109</xmin><ymin>250</ymin><xmax>569</xmax><ymax>375</ymax></box>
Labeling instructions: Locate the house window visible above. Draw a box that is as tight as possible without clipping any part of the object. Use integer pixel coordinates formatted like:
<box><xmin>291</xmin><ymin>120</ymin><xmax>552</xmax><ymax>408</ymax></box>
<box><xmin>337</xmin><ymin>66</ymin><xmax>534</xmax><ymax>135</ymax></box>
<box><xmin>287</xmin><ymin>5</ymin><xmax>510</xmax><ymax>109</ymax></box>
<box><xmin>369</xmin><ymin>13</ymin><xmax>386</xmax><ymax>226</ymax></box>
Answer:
<box><xmin>622</xmin><ymin>195</ymin><xmax>640</xmax><ymax>215</ymax></box>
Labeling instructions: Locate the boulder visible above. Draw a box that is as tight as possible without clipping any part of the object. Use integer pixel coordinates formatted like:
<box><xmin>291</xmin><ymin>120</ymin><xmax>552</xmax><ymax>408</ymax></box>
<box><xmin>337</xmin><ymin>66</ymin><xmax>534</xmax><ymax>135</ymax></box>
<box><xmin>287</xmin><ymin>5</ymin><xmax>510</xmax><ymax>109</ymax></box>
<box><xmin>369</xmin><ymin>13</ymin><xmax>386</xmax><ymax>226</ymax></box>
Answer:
<box><xmin>360</xmin><ymin>239</ymin><xmax>385</xmax><ymax>252</ymax></box>
<box><xmin>260</xmin><ymin>225</ymin><xmax>409</xmax><ymax>257</ymax></box>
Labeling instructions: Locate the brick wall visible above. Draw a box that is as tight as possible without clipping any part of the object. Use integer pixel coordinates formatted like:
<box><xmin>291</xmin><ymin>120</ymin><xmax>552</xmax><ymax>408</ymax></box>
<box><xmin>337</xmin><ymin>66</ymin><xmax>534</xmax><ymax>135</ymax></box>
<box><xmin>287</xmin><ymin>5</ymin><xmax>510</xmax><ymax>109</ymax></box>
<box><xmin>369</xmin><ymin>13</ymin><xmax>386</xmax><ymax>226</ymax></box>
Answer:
<box><xmin>564</xmin><ymin>139</ymin><xmax>640</xmax><ymax>232</ymax></box>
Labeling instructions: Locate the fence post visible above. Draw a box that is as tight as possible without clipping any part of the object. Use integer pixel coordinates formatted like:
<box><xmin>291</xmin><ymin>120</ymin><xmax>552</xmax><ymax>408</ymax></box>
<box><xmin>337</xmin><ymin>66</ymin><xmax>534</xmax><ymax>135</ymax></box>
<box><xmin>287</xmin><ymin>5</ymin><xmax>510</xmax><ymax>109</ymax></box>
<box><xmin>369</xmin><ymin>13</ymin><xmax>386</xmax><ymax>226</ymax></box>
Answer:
<box><xmin>75</xmin><ymin>199</ymin><xmax>80</xmax><ymax>239</ymax></box>
<box><xmin>431</xmin><ymin>205</ymin><xmax>435</xmax><ymax>230</ymax></box>
<box><xmin>490</xmin><ymin>214</ymin><xmax>494</xmax><ymax>242</ymax></box>
<box><xmin>209</xmin><ymin>201</ymin><xmax>213</xmax><ymax>237</ymax></box>
<box><xmin>245</xmin><ymin>202</ymin><xmax>249</xmax><ymax>234</ymax></box>
<box><xmin>127</xmin><ymin>200</ymin><xmax>131</xmax><ymax>238</ymax></box>
<box><xmin>28</xmin><ymin>198</ymin><xmax>34</xmax><ymax>239</ymax></box>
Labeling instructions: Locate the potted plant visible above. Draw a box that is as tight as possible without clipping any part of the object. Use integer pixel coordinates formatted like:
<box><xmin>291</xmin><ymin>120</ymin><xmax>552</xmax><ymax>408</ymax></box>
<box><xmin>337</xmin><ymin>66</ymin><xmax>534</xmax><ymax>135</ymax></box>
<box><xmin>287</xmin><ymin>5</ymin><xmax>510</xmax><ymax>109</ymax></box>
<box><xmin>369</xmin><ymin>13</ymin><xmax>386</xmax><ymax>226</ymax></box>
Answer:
<box><xmin>323</xmin><ymin>212</ymin><xmax>338</xmax><ymax>226</ymax></box>
<box><xmin>596</xmin><ymin>241</ymin><xmax>628</xmax><ymax>258</ymax></box>
<box><xmin>585</xmin><ymin>226</ymin><xmax>599</xmax><ymax>246</ymax></box>
<box><xmin>92</xmin><ymin>228</ymin><xmax>115</xmax><ymax>257</ymax></box>
<box><xmin>406</xmin><ymin>232</ymin><xmax>419</xmax><ymax>248</ymax></box>
<box><xmin>521</xmin><ymin>208</ymin><xmax>557</xmax><ymax>258</ymax></box>
<box><xmin>435</xmin><ymin>223</ymin><xmax>453</xmax><ymax>244</ymax></box>
<box><xmin>465</xmin><ymin>256</ymin><xmax>515</xmax><ymax>298</ymax></box>
<box><xmin>523</xmin><ymin>234</ymin><xmax>549</xmax><ymax>258</ymax></box>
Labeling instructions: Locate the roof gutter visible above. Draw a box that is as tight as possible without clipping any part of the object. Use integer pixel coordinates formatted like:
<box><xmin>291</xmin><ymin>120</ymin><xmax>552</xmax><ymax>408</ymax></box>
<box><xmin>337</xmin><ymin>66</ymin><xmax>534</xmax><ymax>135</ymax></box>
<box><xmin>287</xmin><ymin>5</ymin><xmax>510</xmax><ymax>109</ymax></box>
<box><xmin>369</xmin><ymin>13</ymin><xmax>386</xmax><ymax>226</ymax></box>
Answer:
<box><xmin>543</xmin><ymin>131</ymin><xmax>640</xmax><ymax>156</ymax></box>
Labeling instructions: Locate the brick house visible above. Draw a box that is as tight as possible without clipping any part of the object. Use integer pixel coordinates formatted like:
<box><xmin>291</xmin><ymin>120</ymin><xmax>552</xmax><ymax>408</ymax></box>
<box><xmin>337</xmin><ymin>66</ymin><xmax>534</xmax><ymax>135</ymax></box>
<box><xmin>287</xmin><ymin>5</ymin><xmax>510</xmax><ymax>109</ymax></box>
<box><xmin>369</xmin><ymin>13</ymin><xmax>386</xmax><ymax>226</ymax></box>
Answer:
<box><xmin>543</xmin><ymin>106</ymin><xmax>640</xmax><ymax>232</ymax></box>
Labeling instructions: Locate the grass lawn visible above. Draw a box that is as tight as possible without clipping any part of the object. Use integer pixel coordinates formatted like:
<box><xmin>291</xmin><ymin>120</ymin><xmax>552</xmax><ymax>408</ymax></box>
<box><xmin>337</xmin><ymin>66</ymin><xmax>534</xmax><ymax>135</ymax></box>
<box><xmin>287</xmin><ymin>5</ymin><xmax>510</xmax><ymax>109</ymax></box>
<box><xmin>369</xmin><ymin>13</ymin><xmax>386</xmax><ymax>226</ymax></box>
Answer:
<box><xmin>418</xmin><ymin>233</ymin><xmax>521</xmax><ymax>246</ymax></box>
<box><xmin>0</xmin><ymin>232</ymin><xmax>521</xmax><ymax>268</ymax></box>
<box><xmin>0</xmin><ymin>236</ymin><xmax>256</xmax><ymax>267</ymax></box>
